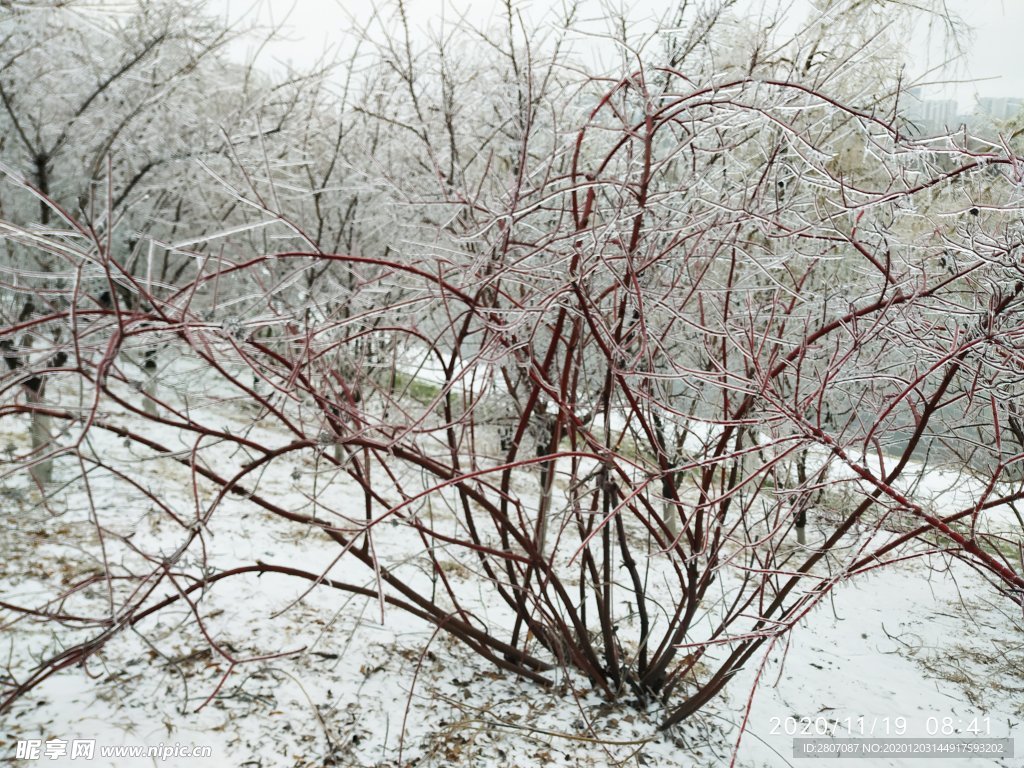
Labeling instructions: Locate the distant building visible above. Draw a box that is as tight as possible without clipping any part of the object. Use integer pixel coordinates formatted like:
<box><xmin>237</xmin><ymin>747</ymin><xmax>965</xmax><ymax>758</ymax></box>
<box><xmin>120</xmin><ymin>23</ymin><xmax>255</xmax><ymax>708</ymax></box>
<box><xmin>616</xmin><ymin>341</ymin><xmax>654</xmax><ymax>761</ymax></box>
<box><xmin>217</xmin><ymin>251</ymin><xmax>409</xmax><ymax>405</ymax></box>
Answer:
<box><xmin>903</xmin><ymin>89</ymin><xmax>1024</xmax><ymax>135</ymax></box>
<box><xmin>904</xmin><ymin>88</ymin><xmax>963</xmax><ymax>133</ymax></box>
<box><xmin>921</xmin><ymin>98</ymin><xmax>959</xmax><ymax>129</ymax></box>
<box><xmin>976</xmin><ymin>97</ymin><xmax>1024</xmax><ymax>121</ymax></box>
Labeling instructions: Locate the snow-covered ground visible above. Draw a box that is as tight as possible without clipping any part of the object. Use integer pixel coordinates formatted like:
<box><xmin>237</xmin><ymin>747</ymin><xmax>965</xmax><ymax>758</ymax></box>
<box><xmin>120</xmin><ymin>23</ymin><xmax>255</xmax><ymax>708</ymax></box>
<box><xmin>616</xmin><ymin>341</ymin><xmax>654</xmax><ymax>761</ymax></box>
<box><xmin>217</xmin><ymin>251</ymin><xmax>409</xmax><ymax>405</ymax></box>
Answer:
<box><xmin>2</xmin><ymin>355</ymin><xmax>1021</xmax><ymax>767</ymax></box>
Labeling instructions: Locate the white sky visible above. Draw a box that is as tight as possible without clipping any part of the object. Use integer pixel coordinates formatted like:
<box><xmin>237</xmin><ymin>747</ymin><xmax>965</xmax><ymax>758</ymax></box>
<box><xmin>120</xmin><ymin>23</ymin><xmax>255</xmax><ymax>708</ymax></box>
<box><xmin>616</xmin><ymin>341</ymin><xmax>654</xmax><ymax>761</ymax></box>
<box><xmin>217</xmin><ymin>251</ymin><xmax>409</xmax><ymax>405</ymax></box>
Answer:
<box><xmin>208</xmin><ymin>0</ymin><xmax>1024</xmax><ymax>110</ymax></box>
<box><xmin>915</xmin><ymin>0</ymin><xmax>1024</xmax><ymax>108</ymax></box>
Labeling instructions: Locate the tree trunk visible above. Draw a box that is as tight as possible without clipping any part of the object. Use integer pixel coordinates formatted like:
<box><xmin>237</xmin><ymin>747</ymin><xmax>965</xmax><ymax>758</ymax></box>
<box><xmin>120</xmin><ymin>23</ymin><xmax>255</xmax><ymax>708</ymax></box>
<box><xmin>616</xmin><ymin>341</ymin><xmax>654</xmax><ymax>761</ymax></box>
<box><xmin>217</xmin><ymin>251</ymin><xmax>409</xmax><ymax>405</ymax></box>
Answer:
<box><xmin>2</xmin><ymin>301</ymin><xmax>56</xmax><ymax>485</ymax></box>
<box><xmin>26</xmin><ymin>384</ymin><xmax>53</xmax><ymax>486</ymax></box>
<box><xmin>796</xmin><ymin>448</ymin><xmax>809</xmax><ymax>545</ymax></box>
<box><xmin>142</xmin><ymin>350</ymin><xmax>158</xmax><ymax>417</ymax></box>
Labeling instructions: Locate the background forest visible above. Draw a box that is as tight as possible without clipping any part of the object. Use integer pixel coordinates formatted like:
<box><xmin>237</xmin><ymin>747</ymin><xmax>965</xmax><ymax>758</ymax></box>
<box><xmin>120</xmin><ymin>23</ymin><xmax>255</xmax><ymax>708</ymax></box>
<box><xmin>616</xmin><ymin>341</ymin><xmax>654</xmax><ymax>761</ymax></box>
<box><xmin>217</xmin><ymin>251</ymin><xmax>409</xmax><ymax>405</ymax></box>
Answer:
<box><xmin>2</xmin><ymin>1</ymin><xmax>1023</xmax><ymax>765</ymax></box>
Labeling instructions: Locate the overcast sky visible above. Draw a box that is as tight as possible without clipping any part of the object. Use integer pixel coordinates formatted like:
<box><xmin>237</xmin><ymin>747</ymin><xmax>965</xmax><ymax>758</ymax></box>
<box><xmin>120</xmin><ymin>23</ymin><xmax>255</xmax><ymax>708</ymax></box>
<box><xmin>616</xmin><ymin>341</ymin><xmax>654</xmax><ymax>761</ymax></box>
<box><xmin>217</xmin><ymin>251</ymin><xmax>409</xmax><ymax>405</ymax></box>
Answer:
<box><xmin>208</xmin><ymin>0</ymin><xmax>1024</xmax><ymax>109</ymax></box>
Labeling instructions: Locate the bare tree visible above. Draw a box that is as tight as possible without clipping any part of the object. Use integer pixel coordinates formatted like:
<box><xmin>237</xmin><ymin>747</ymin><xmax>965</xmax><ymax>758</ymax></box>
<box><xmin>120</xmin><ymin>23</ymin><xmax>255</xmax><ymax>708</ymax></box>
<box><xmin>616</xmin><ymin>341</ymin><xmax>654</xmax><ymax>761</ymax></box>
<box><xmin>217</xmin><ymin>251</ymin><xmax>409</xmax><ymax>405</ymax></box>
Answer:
<box><xmin>0</xmin><ymin>0</ymin><xmax>335</xmax><ymax>482</ymax></box>
<box><xmin>1</xmin><ymin>0</ymin><xmax>1022</xmax><ymax>760</ymax></box>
